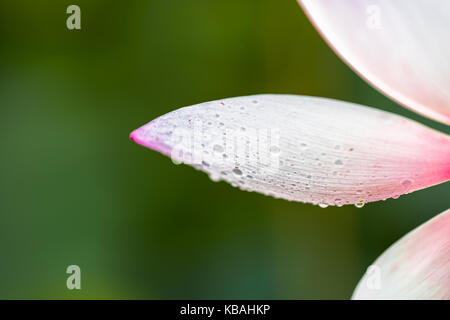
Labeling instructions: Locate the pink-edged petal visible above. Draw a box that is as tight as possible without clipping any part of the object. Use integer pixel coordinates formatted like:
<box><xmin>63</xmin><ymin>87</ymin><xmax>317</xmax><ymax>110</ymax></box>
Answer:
<box><xmin>130</xmin><ymin>95</ymin><xmax>450</xmax><ymax>207</ymax></box>
<box><xmin>352</xmin><ymin>209</ymin><xmax>450</xmax><ymax>300</ymax></box>
<box><xmin>299</xmin><ymin>0</ymin><xmax>450</xmax><ymax>125</ymax></box>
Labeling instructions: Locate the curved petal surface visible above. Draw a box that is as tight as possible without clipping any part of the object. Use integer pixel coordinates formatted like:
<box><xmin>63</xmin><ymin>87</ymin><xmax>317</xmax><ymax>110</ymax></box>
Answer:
<box><xmin>299</xmin><ymin>0</ymin><xmax>450</xmax><ymax>125</ymax></box>
<box><xmin>352</xmin><ymin>209</ymin><xmax>450</xmax><ymax>300</ymax></box>
<box><xmin>130</xmin><ymin>95</ymin><xmax>450</xmax><ymax>206</ymax></box>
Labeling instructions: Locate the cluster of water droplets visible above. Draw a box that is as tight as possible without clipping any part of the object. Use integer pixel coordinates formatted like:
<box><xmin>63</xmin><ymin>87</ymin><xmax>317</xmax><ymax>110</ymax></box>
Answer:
<box><xmin>144</xmin><ymin>96</ymin><xmax>417</xmax><ymax>209</ymax></box>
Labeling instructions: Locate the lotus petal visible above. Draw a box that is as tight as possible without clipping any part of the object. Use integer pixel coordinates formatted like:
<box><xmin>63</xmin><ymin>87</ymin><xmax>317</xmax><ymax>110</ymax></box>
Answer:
<box><xmin>352</xmin><ymin>209</ymin><xmax>450</xmax><ymax>299</ymax></box>
<box><xmin>130</xmin><ymin>95</ymin><xmax>450</xmax><ymax>206</ymax></box>
<box><xmin>299</xmin><ymin>0</ymin><xmax>450</xmax><ymax>125</ymax></box>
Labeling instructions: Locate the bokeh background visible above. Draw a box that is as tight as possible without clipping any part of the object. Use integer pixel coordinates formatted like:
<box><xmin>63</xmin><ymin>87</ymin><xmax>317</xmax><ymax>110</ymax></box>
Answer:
<box><xmin>0</xmin><ymin>0</ymin><xmax>448</xmax><ymax>299</ymax></box>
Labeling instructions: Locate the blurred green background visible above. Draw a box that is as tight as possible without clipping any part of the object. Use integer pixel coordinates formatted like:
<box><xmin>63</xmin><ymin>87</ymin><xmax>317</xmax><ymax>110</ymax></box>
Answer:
<box><xmin>0</xmin><ymin>0</ymin><xmax>448</xmax><ymax>299</ymax></box>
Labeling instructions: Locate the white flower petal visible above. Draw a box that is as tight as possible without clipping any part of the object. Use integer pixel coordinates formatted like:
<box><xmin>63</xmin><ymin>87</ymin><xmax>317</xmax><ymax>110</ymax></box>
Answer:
<box><xmin>299</xmin><ymin>0</ymin><xmax>450</xmax><ymax>124</ymax></box>
<box><xmin>352</xmin><ymin>208</ymin><xmax>450</xmax><ymax>300</ymax></box>
<box><xmin>130</xmin><ymin>95</ymin><xmax>450</xmax><ymax>206</ymax></box>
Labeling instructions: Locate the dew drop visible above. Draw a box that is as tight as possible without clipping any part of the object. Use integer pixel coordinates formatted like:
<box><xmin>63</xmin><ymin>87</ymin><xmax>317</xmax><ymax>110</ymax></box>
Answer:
<box><xmin>232</xmin><ymin>168</ymin><xmax>243</xmax><ymax>175</ymax></box>
<box><xmin>201</xmin><ymin>161</ymin><xmax>210</xmax><ymax>167</ymax></box>
<box><xmin>355</xmin><ymin>201</ymin><xmax>365</xmax><ymax>208</ymax></box>
<box><xmin>402</xmin><ymin>179</ymin><xmax>412</xmax><ymax>188</ymax></box>
<box><xmin>319</xmin><ymin>203</ymin><xmax>328</xmax><ymax>208</ymax></box>
<box><xmin>213</xmin><ymin>144</ymin><xmax>224</xmax><ymax>152</ymax></box>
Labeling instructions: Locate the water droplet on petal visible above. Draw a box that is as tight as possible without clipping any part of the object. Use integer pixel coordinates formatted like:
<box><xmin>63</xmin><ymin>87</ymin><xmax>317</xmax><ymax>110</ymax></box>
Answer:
<box><xmin>355</xmin><ymin>201</ymin><xmax>365</xmax><ymax>208</ymax></box>
<box><xmin>213</xmin><ymin>144</ymin><xmax>224</xmax><ymax>152</ymax></box>
<box><xmin>319</xmin><ymin>202</ymin><xmax>328</xmax><ymax>208</ymax></box>
<box><xmin>402</xmin><ymin>179</ymin><xmax>412</xmax><ymax>190</ymax></box>
<box><xmin>232</xmin><ymin>168</ymin><xmax>243</xmax><ymax>175</ymax></box>
<box><xmin>202</xmin><ymin>161</ymin><xmax>210</xmax><ymax>167</ymax></box>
